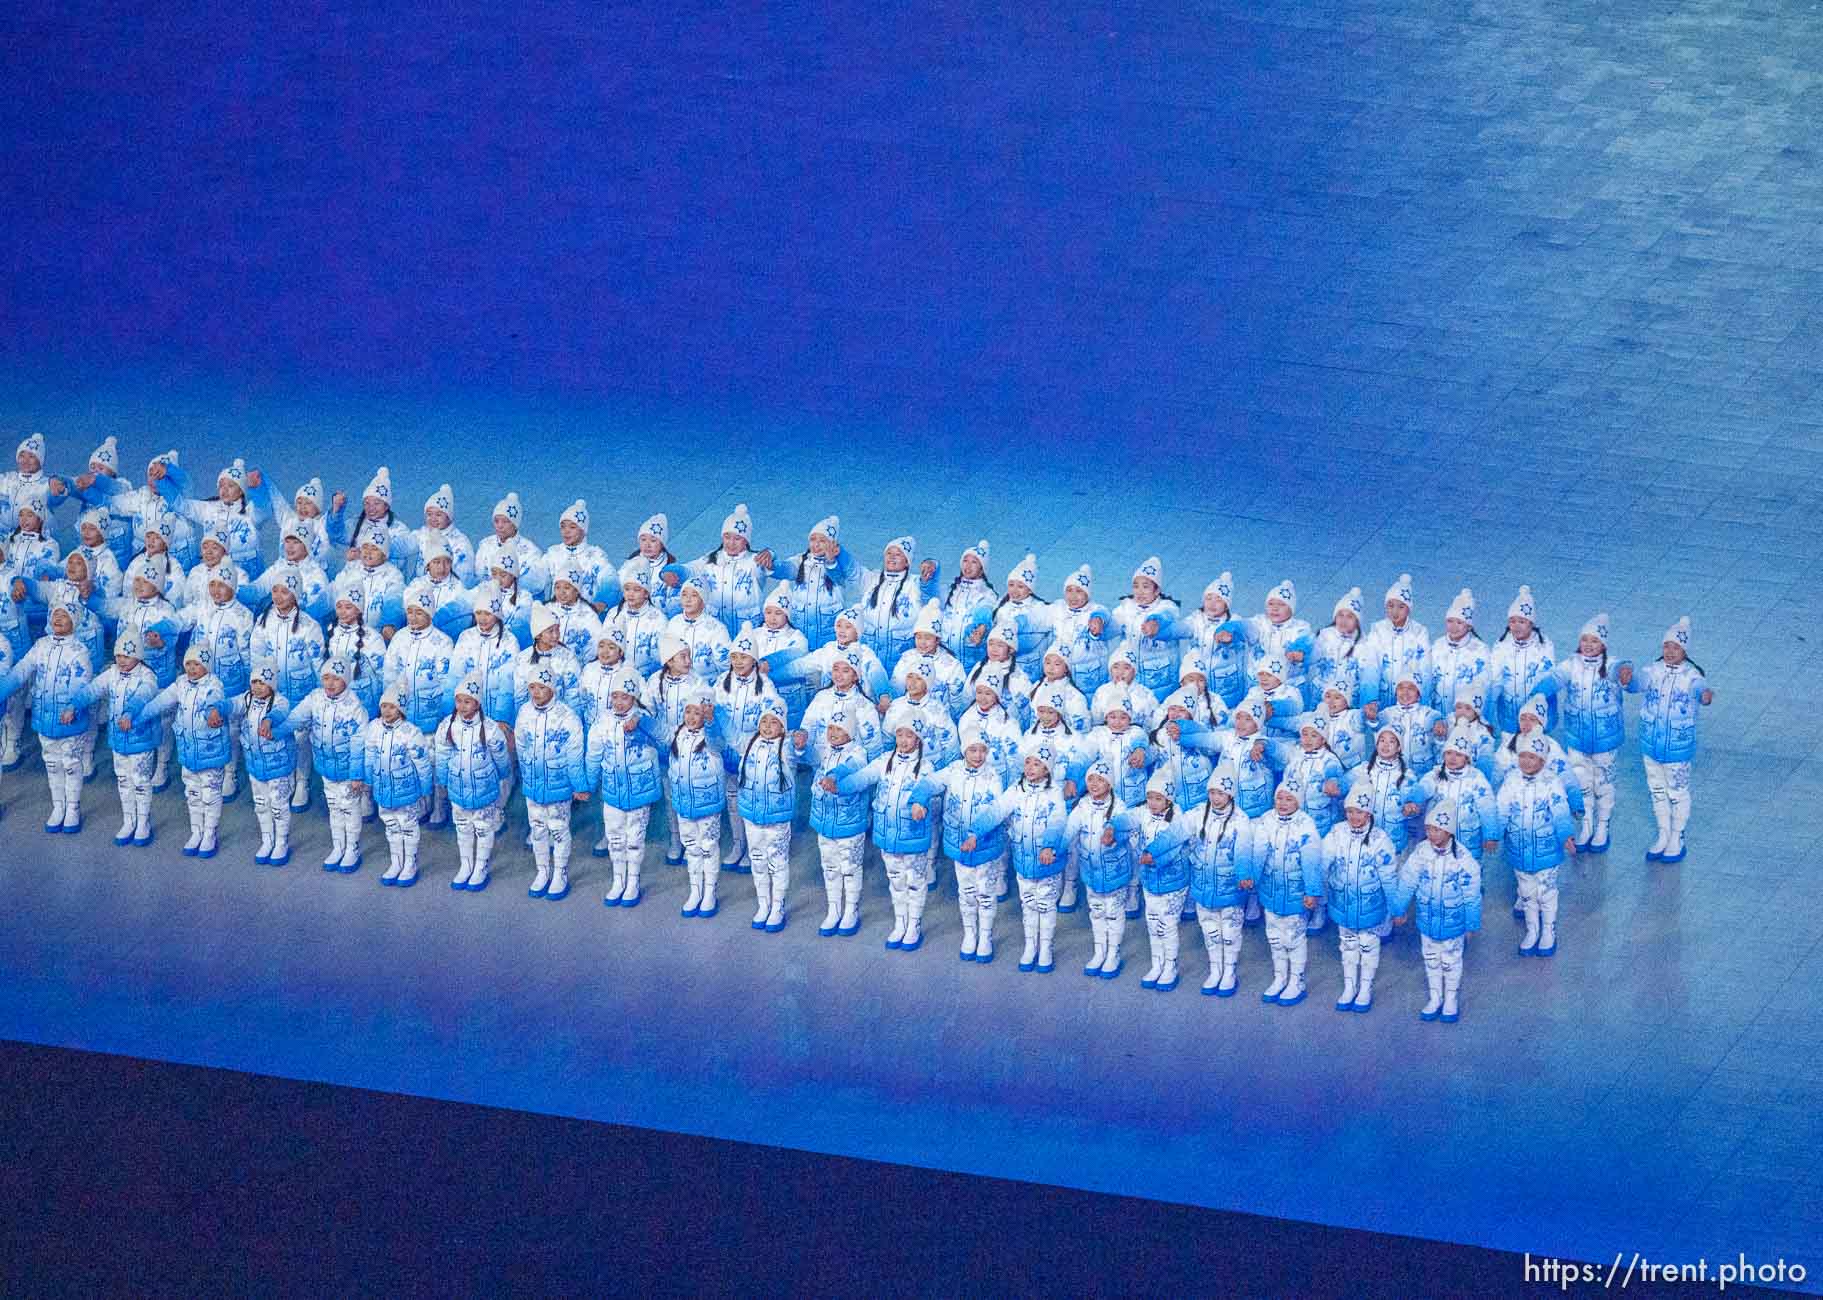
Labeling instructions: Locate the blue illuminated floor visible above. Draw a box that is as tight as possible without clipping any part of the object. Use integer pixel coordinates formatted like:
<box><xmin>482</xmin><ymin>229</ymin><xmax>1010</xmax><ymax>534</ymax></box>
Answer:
<box><xmin>3</xmin><ymin>0</ymin><xmax>1822</xmax><ymax>1283</ymax></box>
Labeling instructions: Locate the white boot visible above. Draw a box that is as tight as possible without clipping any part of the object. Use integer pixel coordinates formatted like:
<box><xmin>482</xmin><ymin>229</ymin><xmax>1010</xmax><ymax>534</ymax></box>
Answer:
<box><xmin>1336</xmin><ymin>946</ymin><xmax>1358</xmax><ymax>1011</ymax></box>
<box><xmin>838</xmin><ymin>874</ymin><xmax>861</xmax><ymax>935</ymax></box>
<box><xmin>752</xmin><ymin>873</ymin><xmax>772</xmax><ymax>928</ymax></box>
<box><xmin>764</xmin><ymin>872</ymin><xmax>786</xmax><ymax>929</ymax></box>
<box><xmin>1262</xmin><ymin>951</ymin><xmax>1288</xmax><ymax>1003</ymax></box>
<box><xmin>1087</xmin><ymin>916</ymin><xmax>1109</xmax><ymax>977</ymax></box>
<box><xmin>1280</xmin><ymin>940</ymin><xmax>1307</xmax><ymax>1005</ymax></box>
<box><xmin>682</xmin><ymin>867</ymin><xmax>704</xmax><ymax>915</ymax></box>
<box><xmin>1200</xmin><ymin>926</ymin><xmax>1220</xmax><ymax>992</ymax></box>
<box><xmin>547</xmin><ymin>862</ymin><xmax>568</xmax><ymax>900</ymax></box>
<box><xmin>1575</xmin><ymin>810</ymin><xmax>1595</xmax><ymax>848</ymax></box>
<box><xmin>1441</xmin><ymin>951</ymin><xmax>1462</xmax><ymax>1022</ymax></box>
<box><xmin>820</xmin><ymin>870</ymin><xmax>842</xmax><ymax>934</ymax></box>
<box><xmin>1037</xmin><ymin>909</ymin><xmax>1056</xmax><ymax>972</ymax></box>
<box><xmin>1590</xmin><ymin>780</ymin><xmax>1615</xmax><ymax>852</ymax></box>
<box><xmin>960</xmin><ymin>908</ymin><xmax>980</xmax><ymax>961</ymax></box>
<box><xmin>398</xmin><ymin>846</ymin><xmax>420</xmax><ymax>886</ymax></box>
<box><xmin>1647</xmin><ymin>792</ymin><xmax>1671</xmax><ymax>858</ymax></box>
<box><xmin>1664</xmin><ymin>792</ymin><xmax>1689</xmax><ymax>861</ymax></box>
<box><xmin>134</xmin><ymin>792</ymin><xmax>154</xmax><ymax>844</ymax></box>
<box><xmin>1019</xmin><ymin>909</ymin><xmax>1040</xmax><ymax>970</ymax></box>
<box><xmin>1141</xmin><ymin>931</ymin><xmax>1163</xmax><ymax>988</ymax></box>
<box><xmin>886</xmin><ymin>893</ymin><xmax>908</xmax><ymax>948</ymax></box>
<box><xmin>1538</xmin><ymin>885</ymin><xmax>1559</xmax><ymax>956</ymax></box>
<box><xmin>453</xmin><ymin>831</ymin><xmax>476</xmax><ymax>888</ymax></box>
<box><xmin>1353</xmin><ymin>941</ymin><xmax>1379</xmax><ymax>1011</ymax></box>
<box><xmin>1219</xmin><ymin>913</ymin><xmax>1241</xmax><ymax>994</ymax></box>
<box><xmin>1519</xmin><ymin>889</ymin><xmax>1541</xmax><ymax>955</ymax></box>
<box><xmin>1100</xmin><ymin>912</ymin><xmax>1124</xmax><ymax>975</ymax></box>
<box><xmin>338</xmin><ymin>809</ymin><xmax>362</xmax><ymax>868</ymax></box>
<box><xmin>1421</xmin><ymin>959</ymin><xmax>1444</xmax><ymax>1020</ymax></box>
<box><xmin>382</xmin><ymin>832</ymin><xmax>404</xmax><ymax>882</ymax></box>
<box><xmin>621</xmin><ymin>866</ymin><xmax>640</xmax><ymax>905</ymax></box>
<box><xmin>697</xmin><ymin>862</ymin><xmax>718</xmax><ymax>915</ymax></box>
<box><xmin>975</xmin><ymin>896</ymin><xmax>997</xmax><ymax>963</ymax></box>
<box><xmin>903</xmin><ymin>886</ymin><xmax>926</xmax><ymax>950</ymax></box>
<box><xmin>1158</xmin><ymin>916</ymin><xmax>1182</xmax><ymax>990</ymax></box>
<box><xmin>605</xmin><ymin>858</ymin><xmax>626</xmax><ymax>904</ymax></box>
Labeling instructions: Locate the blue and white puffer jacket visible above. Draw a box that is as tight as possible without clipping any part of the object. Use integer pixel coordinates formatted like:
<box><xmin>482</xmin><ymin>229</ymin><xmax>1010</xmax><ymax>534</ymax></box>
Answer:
<box><xmin>939</xmin><ymin>757</ymin><xmax>1008</xmax><ymax>867</ymax></box>
<box><xmin>1428</xmin><ymin>632</ymin><xmax>1489</xmax><ymax>716</ymax></box>
<box><xmin>234</xmin><ymin>690</ymin><xmax>297</xmax><ymax>781</ymax></box>
<box><xmin>433</xmin><ymin>711</ymin><xmax>512</xmax><ymax>810</ymax></box>
<box><xmin>734</xmin><ymin>732</ymin><xmax>797</xmax><ymax>825</ymax></box>
<box><xmin>856</xmin><ymin>563</ymin><xmax>935</xmax><ymax>670</ymax></box>
<box><xmin>451</xmin><ymin>625</ymin><xmax>521</xmax><ymax>725</ymax></box>
<box><xmin>188</xmin><ymin>598</ymin><xmax>256</xmax><ymax>695</ymax></box>
<box><xmin>1371</xmin><ymin>699</ymin><xmax>1444</xmax><ymax>776</ymax></box>
<box><xmin>1488</xmin><ymin>632</ymin><xmax>1558</xmax><ymax>735</ymax></box>
<box><xmin>111</xmin><ymin>594</ymin><xmax>185</xmax><ymax>686</ymax></box>
<box><xmin>1112</xmin><ymin>596</ymin><xmax>1181</xmax><ymax>697</ymax></box>
<box><xmin>1188</xmin><ymin>801</ymin><xmax>1255</xmax><ymax>910</ymax></box>
<box><xmin>1320</xmin><ymin>822</ymin><xmax>1401</xmax><ymax>931</ymax></box>
<box><xmin>846</xmin><ymin>749</ymin><xmax>943</xmax><ymax>854</ymax></box>
<box><xmin>82</xmin><ymin>662</ymin><xmax>163</xmax><ymax>755</ymax></box>
<box><xmin>1347</xmin><ymin>757</ymin><xmax>1425</xmax><ymax>852</ymax></box>
<box><xmin>144</xmin><ymin>671</ymin><xmax>232</xmax><ymax>771</ymax></box>
<box><xmin>363</xmin><ymin>718</ymin><xmax>434</xmax><ymax>810</ymax></box>
<box><xmin>514</xmin><ymin>698</ymin><xmax>589</xmax><ymax>804</ymax></box>
<box><xmin>1050</xmin><ymin>599</ymin><xmax>1114</xmax><ymax>695</ymax></box>
<box><xmin>1135</xmin><ymin>806</ymin><xmax>1193</xmax><ymax>895</ymax></box>
<box><xmin>712</xmin><ymin>668</ymin><xmax>780</xmax><ymax>773</ymax></box>
<box><xmin>384</xmin><ymin>626</ymin><xmax>457</xmax><ymax>732</ymax></box>
<box><xmin>1540</xmin><ymin>655</ymin><xmax>1626</xmax><ymax>755</ymax></box>
<box><xmin>1068</xmin><ymin>796</ymin><xmax>1139</xmax><ymax>895</ymax></box>
<box><xmin>1179</xmin><ymin>611</ymin><xmax>1249</xmax><ymax>707</ymax></box>
<box><xmin>252</xmin><ymin>607</ymin><xmax>326</xmax><ymax>705</ymax></box>
<box><xmin>1360</xmin><ymin>617</ymin><xmax>1432</xmax><ymax>712</ymax></box>
<box><xmin>0</xmin><ymin>633</ymin><xmax>95</xmax><ymax>738</ymax></box>
<box><xmin>1414</xmin><ymin>763</ymin><xmax>1499</xmax><ymax>859</ymax></box>
<box><xmin>1082</xmin><ymin>722</ymin><xmax>1153</xmax><ymax>809</ymax></box>
<box><xmin>1272</xmin><ymin>741</ymin><xmax>1348</xmax><ymax>836</ymax></box>
<box><xmin>684</xmin><ymin>547</ymin><xmax>767</xmax><ymax>638</ymax></box>
<box><xmin>584</xmin><ymin>705</ymin><xmax>664</xmax><ymax>811</ymax></box>
<box><xmin>993</xmin><ymin>777</ymin><xmax>1071</xmax><ymax>881</ymax></box>
<box><xmin>277</xmin><ymin>686</ymin><xmax>369</xmax><ymax>782</ymax></box>
<box><xmin>1252</xmin><ymin>808</ymin><xmax>1324</xmax><ymax>917</ymax></box>
<box><xmin>1392</xmin><ymin>840</ymin><xmax>1483</xmax><ymax>940</ymax></box>
<box><xmin>665</xmin><ymin>725</ymin><xmax>726</xmax><ymax>820</ymax></box>
<box><xmin>808</xmin><ymin>741</ymin><xmax>869</xmax><ymax>839</ymax></box>
<box><xmin>1623</xmin><ymin>659</ymin><xmax>1710</xmax><ymax>764</ymax></box>
<box><xmin>1495</xmin><ymin>769</ymin><xmax>1576</xmax><ymax>873</ymax></box>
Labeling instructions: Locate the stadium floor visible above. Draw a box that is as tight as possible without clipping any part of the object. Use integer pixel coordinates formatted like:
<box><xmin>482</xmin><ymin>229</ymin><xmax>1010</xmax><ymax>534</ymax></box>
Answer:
<box><xmin>1</xmin><ymin>0</ymin><xmax>1820</xmax><ymax>1283</ymax></box>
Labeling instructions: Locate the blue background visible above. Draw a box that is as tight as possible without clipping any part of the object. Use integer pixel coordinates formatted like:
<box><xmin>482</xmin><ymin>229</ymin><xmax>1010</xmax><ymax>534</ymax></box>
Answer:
<box><xmin>3</xmin><ymin>0</ymin><xmax>1821</xmax><ymax>1283</ymax></box>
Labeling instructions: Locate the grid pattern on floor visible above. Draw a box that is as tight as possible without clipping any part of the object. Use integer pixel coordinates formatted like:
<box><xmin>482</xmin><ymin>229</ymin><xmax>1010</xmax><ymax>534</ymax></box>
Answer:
<box><xmin>2</xmin><ymin>0</ymin><xmax>1821</xmax><ymax>1282</ymax></box>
